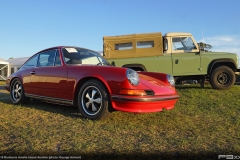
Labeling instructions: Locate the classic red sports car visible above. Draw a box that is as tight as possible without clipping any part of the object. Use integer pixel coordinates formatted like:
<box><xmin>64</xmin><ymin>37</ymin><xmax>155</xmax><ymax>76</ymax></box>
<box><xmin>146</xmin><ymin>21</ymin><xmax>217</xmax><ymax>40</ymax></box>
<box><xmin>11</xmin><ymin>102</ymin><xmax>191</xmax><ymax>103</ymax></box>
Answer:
<box><xmin>4</xmin><ymin>46</ymin><xmax>179</xmax><ymax>120</ymax></box>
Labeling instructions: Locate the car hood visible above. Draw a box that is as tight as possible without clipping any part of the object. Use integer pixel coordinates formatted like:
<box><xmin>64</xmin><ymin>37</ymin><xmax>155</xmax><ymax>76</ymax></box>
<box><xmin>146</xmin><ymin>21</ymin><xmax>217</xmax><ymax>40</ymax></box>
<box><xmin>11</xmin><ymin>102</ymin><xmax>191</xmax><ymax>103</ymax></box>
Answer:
<box><xmin>138</xmin><ymin>74</ymin><xmax>177</xmax><ymax>95</ymax></box>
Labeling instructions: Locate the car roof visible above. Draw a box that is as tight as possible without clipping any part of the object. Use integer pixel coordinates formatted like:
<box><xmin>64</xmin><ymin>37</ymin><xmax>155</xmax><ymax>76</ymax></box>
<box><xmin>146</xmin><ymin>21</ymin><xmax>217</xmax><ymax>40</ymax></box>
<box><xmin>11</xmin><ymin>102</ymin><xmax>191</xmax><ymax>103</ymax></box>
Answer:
<box><xmin>36</xmin><ymin>46</ymin><xmax>95</xmax><ymax>53</ymax></box>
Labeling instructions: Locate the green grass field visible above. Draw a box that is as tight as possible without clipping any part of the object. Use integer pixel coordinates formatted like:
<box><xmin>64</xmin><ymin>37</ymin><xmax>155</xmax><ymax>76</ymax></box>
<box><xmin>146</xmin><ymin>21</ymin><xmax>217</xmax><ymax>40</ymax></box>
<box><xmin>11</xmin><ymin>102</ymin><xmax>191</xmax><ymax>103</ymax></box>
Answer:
<box><xmin>0</xmin><ymin>85</ymin><xmax>240</xmax><ymax>159</ymax></box>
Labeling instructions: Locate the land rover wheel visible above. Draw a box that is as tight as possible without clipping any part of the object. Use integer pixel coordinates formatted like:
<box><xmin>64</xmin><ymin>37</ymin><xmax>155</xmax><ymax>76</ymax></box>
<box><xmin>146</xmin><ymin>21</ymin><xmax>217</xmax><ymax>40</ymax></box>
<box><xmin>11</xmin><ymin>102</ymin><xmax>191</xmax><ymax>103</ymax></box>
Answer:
<box><xmin>78</xmin><ymin>80</ymin><xmax>111</xmax><ymax>120</ymax></box>
<box><xmin>210</xmin><ymin>66</ymin><xmax>235</xmax><ymax>90</ymax></box>
<box><xmin>10</xmin><ymin>79</ymin><xmax>30</xmax><ymax>104</ymax></box>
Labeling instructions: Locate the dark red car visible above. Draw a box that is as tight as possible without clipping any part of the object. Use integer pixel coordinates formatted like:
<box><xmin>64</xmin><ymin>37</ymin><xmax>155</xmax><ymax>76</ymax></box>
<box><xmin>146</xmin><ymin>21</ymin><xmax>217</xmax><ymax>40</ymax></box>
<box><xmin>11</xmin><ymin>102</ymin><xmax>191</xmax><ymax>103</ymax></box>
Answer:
<box><xmin>5</xmin><ymin>46</ymin><xmax>179</xmax><ymax>120</ymax></box>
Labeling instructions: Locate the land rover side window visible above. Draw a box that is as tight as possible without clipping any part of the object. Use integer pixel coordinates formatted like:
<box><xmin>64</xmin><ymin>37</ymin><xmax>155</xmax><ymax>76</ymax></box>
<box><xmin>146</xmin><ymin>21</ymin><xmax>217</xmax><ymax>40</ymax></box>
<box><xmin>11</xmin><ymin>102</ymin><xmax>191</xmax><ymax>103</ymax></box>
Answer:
<box><xmin>115</xmin><ymin>42</ymin><xmax>133</xmax><ymax>50</ymax></box>
<box><xmin>137</xmin><ymin>41</ymin><xmax>154</xmax><ymax>48</ymax></box>
<box><xmin>22</xmin><ymin>54</ymin><xmax>39</xmax><ymax>68</ymax></box>
<box><xmin>172</xmin><ymin>37</ymin><xmax>197</xmax><ymax>51</ymax></box>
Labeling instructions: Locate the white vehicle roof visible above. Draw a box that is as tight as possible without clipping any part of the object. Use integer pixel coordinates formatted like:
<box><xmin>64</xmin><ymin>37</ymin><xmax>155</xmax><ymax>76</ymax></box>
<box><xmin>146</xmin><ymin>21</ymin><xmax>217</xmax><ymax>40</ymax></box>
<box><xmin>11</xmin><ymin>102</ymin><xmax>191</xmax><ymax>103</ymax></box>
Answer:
<box><xmin>0</xmin><ymin>58</ymin><xmax>9</xmax><ymax>64</ymax></box>
<box><xmin>7</xmin><ymin>57</ymin><xmax>29</xmax><ymax>66</ymax></box>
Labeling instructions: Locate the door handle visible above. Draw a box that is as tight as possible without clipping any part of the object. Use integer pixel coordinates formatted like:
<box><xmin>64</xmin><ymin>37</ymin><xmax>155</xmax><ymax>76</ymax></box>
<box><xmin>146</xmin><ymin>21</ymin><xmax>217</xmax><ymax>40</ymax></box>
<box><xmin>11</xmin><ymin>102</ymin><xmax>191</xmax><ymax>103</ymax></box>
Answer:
<box><xmin>175</xmin><ymin>59</ymin><xmax>179</xmax><ymax>64</ymax></box>
<box><xmin>30</xmin><ymin>71</ymin><xmax>36</xmax><ymax>75</ymax></box>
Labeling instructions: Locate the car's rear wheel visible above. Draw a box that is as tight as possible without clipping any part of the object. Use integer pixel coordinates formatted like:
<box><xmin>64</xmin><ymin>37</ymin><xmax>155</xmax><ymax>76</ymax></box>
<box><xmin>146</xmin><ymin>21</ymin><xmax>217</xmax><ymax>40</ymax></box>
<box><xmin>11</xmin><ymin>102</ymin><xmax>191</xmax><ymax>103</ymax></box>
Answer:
<box><xmin>210</xmin><ymin>66</ymin><xmax>235</xmax><ymax>90</ymax></box>
<box><xmin>78</xmin><ymin>80</ymin><xmax>111</xmax><ymax>120</ymax></box>
<box><xmin>10</xmin><ymin>79</ymin><xmax>30</xmax><ymax>104</ymax></box>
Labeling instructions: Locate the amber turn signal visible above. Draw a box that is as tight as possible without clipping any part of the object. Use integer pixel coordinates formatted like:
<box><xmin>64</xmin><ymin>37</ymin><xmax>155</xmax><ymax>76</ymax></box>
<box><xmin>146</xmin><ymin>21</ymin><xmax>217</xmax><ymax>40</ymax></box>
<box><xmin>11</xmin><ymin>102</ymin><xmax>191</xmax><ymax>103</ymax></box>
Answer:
<box><xmin>119</xmin><ymin>89</ymin><xmax>147</xmax><ymax>96</ymax></box>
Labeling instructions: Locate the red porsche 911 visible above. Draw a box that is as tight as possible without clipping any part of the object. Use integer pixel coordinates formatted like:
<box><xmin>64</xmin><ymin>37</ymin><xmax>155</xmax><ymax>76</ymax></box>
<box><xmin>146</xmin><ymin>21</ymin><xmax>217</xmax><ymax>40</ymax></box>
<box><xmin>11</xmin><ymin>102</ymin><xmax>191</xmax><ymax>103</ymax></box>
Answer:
<box><xmin>4</xmin><ymin>46</ymin><xmax>179</xmax><ymax>120</ymax></box>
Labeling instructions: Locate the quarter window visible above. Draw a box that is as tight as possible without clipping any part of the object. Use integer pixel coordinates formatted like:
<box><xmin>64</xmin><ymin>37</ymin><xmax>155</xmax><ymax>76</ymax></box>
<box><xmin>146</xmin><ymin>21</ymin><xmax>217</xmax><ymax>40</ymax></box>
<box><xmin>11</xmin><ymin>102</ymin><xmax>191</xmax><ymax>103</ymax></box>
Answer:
<box><xmin>22</xmin><ymin>54</ymin><xmax>39</xmax><ymax>68</ymax></box>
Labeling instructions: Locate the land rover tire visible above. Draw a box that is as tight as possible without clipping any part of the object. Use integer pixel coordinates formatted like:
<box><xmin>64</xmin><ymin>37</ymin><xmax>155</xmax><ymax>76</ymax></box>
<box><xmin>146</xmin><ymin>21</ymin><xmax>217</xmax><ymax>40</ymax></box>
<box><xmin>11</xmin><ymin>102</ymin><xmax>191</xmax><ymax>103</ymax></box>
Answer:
<box><xmin>210</xmin><ymin>66</ymin><xmax>235</xmax><ymax>90</ymax></box>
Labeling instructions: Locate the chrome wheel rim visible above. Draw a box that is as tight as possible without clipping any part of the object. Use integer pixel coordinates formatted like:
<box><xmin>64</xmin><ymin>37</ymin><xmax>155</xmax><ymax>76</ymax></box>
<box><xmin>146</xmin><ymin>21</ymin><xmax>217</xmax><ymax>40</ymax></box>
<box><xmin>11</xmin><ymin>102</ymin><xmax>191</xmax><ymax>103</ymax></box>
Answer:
<box><xmin>12</xmin><ymin>81</ymin><xmax>22</xmax><ymax>102</ymax></box>
<box><xmin>81</xmin><ymin>86</ymin><xmax>102</xmax><ymax>116</ymax></box>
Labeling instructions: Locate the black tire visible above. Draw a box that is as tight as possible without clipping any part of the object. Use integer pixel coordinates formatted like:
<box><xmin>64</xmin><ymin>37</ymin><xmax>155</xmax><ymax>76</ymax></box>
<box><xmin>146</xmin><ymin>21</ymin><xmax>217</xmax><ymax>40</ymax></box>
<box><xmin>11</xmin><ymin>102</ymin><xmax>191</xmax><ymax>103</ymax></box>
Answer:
<box><xmin>10</xmin><ymin>79</ymin><xmax>30</xmax><ymax>104</ymax></box>
<box><xmin>78</xmin><ymin>80</ymin><xmax>111</xmax><ymax>120</ymax></box>
<box><xmin>210</xmin><ymin>66</ymin><xmax>236</xmax><ymax>90</ymax></box>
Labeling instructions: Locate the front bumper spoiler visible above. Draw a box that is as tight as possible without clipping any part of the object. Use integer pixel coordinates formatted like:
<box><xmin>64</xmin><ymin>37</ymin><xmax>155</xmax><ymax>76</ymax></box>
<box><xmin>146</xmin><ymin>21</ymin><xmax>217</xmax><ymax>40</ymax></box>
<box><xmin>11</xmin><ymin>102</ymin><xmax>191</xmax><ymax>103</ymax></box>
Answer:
<box><xmin>111</xmin><ymin>94</ymin><xmax>179</xmax><ymax>102</ymax></box>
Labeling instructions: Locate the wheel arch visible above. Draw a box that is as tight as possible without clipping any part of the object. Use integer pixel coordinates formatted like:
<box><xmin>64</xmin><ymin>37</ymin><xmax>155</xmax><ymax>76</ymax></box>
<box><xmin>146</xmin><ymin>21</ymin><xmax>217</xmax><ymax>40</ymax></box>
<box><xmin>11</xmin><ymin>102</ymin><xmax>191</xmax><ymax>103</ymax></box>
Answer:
<box><xmin>209</xmin><ymin>65</ymin><xmax>236</xmax><ymax>90</ymax></box>
<box><xmin>9</xmin><ymin>77</ymin><xmax>24</xmax><ymax>89</ymax></box>
<box><xmin>208</xmin><ymin>59</ymin><xmax>237</xmax><ymax>74</ymax></box>
<box><xmin>122</xmin><ymin>64</ymin><xmax>147</xmax><ymax>71</ymax></box>
<box><xmin>10</xmin><ymin>77</ymin><xmax>20</xmax><ymax>84</ymax></box>
<box><xmin>73</xmin><ymin>77</ymin><xmax>112</xmax><ymax>106</ymax></box>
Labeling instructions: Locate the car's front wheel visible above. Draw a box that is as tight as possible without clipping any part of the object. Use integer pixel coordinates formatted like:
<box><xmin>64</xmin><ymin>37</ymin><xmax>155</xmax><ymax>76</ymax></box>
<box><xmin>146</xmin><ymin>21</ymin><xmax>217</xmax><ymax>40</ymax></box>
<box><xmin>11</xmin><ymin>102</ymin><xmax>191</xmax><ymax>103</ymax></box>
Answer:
<box><xmin>78</xmin><ymin>80</ymin><xmax>111</xmax><ymax>120</ymax></box>
<box><xmin>10</xmin><ymin>79</ymin><xmax>30</xmax><ymax>104</ymax></box>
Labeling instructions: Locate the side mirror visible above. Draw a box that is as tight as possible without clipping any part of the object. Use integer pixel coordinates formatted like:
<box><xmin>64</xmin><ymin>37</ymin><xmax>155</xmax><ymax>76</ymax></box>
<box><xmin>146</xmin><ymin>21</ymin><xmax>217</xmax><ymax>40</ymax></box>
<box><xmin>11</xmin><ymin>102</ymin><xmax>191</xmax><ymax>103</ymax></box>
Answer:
<box><xmin>111</xmin><ymin>61</ymin><xmax>115</xmax><ymax>66</ymax></box>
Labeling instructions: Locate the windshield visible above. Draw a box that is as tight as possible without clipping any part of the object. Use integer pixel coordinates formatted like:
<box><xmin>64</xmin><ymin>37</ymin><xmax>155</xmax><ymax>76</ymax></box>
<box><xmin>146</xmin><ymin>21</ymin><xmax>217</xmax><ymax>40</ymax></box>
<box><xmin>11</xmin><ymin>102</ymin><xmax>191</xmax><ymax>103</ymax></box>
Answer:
<box><xmin>172</xmin><ymin>37</ymin><xmax>197</xmax><ymax>50</ymax></box>
<box><xmin>62</xmin><ymin>47</ymin><xmax>110</xmax><ymax>66</ymax></box>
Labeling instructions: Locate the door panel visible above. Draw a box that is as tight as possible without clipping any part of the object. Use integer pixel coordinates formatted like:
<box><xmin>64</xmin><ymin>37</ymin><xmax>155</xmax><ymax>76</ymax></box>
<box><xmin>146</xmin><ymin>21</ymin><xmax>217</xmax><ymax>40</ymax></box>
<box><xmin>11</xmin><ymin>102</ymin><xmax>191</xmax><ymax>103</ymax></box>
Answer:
<box><xmin>30</xmin><ymin>50</ymin><xmax>68</xmax><ymax>99</ymax></box>
<box><xmin>172</xmin><ymin>53</ymin><xmax>201</xmax><ymax>75</ymax></box>
<box><xmin>30</xmin><ymin>66</ymin><xmax>67</xmax><ymax>99</ymax></box>
<box><xmin>171</xmin><ymin>36</ymin><xmax>201</xmax><ymax>76</ymax></box>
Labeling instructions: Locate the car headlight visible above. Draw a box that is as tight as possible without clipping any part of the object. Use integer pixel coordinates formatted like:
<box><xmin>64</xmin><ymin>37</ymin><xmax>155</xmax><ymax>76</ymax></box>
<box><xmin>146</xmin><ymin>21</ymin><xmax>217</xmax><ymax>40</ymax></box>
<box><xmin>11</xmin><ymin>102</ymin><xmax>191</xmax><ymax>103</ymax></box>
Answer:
<box><xmin>126</xmin><ymin>69</ymin><xmax>139</xmax><ymax>86</ymax></box>
<box><xmin>167</xmin><ymin>74</ymin><xmax>175</xmax><ymax>86</ymax></box>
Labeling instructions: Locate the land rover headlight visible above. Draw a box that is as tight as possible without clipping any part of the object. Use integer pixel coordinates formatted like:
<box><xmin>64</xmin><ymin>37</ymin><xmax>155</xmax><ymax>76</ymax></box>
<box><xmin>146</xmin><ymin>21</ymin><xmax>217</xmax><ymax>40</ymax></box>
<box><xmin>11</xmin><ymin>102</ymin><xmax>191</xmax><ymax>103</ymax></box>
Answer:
<box><xmin>126</xmin><ymin>69</ymin><xmax>139</xmax><ymax>86</ymax></box>
<box><xmin>167</xmin><ymin>74</ymin><xmax>175</xmax><ymax>86</ymax></box>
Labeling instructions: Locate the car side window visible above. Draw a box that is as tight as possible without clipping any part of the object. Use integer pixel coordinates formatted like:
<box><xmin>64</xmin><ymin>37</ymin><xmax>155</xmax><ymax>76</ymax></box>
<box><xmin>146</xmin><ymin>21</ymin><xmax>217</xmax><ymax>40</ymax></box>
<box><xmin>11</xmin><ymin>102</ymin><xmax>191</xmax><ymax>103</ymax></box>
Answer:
<box><xmin>22</xmin><ymin>54</ymin><xmax>39</xmax><ymax>68</ymax></box>
<box><xmin>37</xmin><ymin>50</ymin><xmax>56</xmax><ymax>67</ymax></box>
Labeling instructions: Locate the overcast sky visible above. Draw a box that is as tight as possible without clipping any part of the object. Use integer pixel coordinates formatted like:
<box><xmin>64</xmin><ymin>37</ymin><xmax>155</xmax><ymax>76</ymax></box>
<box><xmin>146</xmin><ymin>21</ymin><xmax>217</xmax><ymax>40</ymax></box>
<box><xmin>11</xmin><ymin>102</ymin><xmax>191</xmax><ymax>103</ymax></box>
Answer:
<box><xmin>0</xmin><ymin>0</ymin><xmax>240</xmax><ymax>61</ymax></box>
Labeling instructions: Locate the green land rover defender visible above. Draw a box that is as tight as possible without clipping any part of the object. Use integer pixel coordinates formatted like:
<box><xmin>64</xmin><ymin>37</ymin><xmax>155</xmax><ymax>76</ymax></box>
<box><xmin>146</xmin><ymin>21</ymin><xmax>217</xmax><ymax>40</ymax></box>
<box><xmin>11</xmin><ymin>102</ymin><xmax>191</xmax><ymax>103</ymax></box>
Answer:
<box><xmin>103</xmin><ymin>32</ymin><xmax>240</xmax><ymax>90</ymax></box>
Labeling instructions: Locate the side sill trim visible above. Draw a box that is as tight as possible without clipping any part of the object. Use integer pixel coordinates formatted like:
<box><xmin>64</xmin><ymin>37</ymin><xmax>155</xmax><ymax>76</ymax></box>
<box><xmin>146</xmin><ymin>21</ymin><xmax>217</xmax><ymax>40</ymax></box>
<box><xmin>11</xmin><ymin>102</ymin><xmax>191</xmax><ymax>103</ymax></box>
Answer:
<box><xmin>111</xmin><ymin>95</ymin><xmax>179</xmax><ymax>102</ymax></box>
<box><xmin>25</xmin><ymin>93</ymin><xmax>73</xmax><ymax>105</ymax></box>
